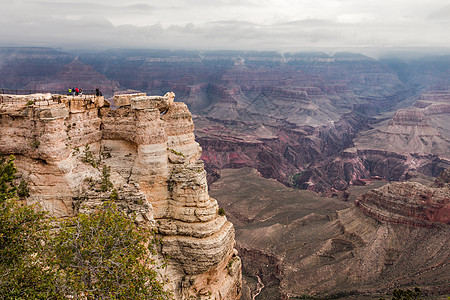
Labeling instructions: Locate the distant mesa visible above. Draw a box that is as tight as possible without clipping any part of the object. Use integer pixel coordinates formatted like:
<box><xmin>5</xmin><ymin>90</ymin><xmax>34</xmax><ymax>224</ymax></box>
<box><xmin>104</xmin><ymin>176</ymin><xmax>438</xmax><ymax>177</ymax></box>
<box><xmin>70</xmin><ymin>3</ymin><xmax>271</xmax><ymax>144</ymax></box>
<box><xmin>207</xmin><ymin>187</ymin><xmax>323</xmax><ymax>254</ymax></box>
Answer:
<box><xmin>21</xmin><ymin>57</ymin><xmax>120</xmax><ymax>96</ymax></box>
<box><xmin>357</xmin><ymin>173</ymin><xmax>450</xmax><ymax>228</ymax></box>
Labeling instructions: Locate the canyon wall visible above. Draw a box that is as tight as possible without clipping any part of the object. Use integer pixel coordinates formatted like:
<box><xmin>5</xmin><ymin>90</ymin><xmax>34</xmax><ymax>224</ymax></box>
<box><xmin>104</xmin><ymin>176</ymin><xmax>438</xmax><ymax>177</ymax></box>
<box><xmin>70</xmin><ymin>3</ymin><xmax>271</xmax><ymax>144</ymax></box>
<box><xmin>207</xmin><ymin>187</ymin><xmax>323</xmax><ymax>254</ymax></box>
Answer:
<box><xmin>0</xmin><ymin>92</ymin><xmax>241</xmax><ymax>299</ymax></box>
<box><xmin>357</xmin><ymin>180</ymin><xmax>450</xmax><ymax>228</ymax></box>
<box><xmin>210</xmin><ymin>168</ymin><xmax>450</xmax><ymax>299</ymax></box>
<box><xmin>1</xmin><ymin>47</ymin><xmax>450</xmax><ymax>193</ymax></box>
<box><xmin>296</xmin><ymin>88</ymin><xmax>450</xmax><ymax>192</ymax></box>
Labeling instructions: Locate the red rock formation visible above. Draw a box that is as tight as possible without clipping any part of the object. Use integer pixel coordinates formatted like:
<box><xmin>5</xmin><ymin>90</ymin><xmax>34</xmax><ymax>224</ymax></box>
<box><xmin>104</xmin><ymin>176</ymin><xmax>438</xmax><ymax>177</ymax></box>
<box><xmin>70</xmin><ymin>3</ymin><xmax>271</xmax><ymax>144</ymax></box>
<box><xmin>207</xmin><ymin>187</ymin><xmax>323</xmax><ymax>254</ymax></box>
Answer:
<box><xmin>357</xmin><ymin>181</ymin><xmax>450</xmax><ymax>228</ymax></box>
<box><xmin>211</xmin><ymin>168</ymin><xmax>450</xmax><ymax>299</ymax></box>
<box><xmin>435</xmin><ymin>169</ymin><xmax>450</xmax><ymax>188</ymax></box>
<box><xmin>24</xmin><ymin>58</ymin><xmax>120</xmax><ymax>96</ymax></box>
<box><xmin>296</xmin><ymin>149</ymin><xmax>450</xmax><ymax>193</ymax></box>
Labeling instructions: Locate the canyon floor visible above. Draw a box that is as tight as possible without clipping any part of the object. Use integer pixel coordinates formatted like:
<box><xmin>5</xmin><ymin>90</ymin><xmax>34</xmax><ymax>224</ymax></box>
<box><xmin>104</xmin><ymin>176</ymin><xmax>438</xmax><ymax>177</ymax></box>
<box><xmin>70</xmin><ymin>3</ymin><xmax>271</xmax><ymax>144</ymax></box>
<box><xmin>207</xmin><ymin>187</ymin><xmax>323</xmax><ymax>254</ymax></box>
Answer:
<box><xmin>210</xmin><ymin>168</ymin><xmax>449</xmax><ymax>299</ymax></box>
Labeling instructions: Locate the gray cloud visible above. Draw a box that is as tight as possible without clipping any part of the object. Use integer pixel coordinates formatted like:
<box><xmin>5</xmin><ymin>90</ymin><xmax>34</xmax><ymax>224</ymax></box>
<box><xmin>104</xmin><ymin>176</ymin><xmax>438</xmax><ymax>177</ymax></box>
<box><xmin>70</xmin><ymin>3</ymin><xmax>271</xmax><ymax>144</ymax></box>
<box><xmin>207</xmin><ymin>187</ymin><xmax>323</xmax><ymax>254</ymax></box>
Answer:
<box><xmin>427</xmin><ymin>4</ymin><xmax>450</xmax><ymax>21</ymax></box>
<box><xmin>1</xmin><ymin>0</ymin><xmax>449</xmax><ymax>53</ymax></box>
<box><xmin>37</xmin><ymin>1</ymin><xmax>153</xmax><ymax>12</ymax></box>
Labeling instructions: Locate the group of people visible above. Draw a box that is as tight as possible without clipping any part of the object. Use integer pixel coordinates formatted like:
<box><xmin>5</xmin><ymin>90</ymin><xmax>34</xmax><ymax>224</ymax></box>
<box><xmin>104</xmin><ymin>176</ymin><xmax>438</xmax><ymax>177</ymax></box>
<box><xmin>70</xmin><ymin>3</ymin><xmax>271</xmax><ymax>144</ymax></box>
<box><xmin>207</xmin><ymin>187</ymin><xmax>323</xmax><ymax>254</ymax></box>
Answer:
<box><xmin>66</xmin><ymin>87</ymin><xmax>103</xmax><ymax>97</ymax></box>
<box><xmin>68</xmin><ymin>87</ymin><xmax>82</xmax><ymax>96</ymax></box>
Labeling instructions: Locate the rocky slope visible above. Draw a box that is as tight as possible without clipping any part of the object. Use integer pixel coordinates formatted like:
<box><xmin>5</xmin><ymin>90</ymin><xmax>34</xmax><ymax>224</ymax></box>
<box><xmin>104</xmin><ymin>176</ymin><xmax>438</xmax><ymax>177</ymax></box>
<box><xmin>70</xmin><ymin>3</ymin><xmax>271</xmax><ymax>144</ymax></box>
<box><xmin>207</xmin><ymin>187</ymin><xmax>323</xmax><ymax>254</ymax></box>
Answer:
<box><xmin>0</xmin><ymin>92</ymin><xmax>241</xmax><ymax>299</ymax></box>
<box><xmin>23</xmin><ymin>57</ymin><xmax>121</xmax><ymax>95</ymax></box>
<box><xmin>296</xmin><ymin>88</ymin><xmax>450</xmax><ymax>192</ymax></box>
<box><xmin>355</xmin><ymin>90</ymin><xmax>450</xmax><ymax>158</ymax></box>
<box><xmin>2</xmin><ymin>47</ymin><xmax>450</xmax><ymax>192</ymax></box>
<box><xmin>62</xmin><ymin>50</ymin><xmax>414</xmax><ymax>186</ymax></box>
<box><xmin>210</xmin><ymin>168</ymin><xmax>450</xmax><ymax>299</ymax></box>
<box><xmin>357</xmin><ymin>180</ymin><xmax>450</xmax><ymax>228</ymax></box>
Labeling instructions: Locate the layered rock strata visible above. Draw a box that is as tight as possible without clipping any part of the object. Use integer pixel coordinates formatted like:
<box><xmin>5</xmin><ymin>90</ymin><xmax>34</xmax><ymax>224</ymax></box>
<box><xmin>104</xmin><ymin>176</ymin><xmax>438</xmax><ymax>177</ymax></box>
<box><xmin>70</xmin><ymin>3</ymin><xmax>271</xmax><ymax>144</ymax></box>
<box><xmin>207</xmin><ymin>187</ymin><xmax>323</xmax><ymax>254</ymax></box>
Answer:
<box><xmin>210</xmin><ymin>168</ymin><xmax>450</xmax><ymax>299</ymax></box>
<box><xmin>0</xmin><ymin>92</ymin><xmax>241</xmax><ymax>299</ymax></box>
<box><xmin>357</xmin><ymin>177</ymin><xmax>450</xmax><ymax>228</ymax></box>
<box><xmin>297</xmin><ymin>89</ymin><xmax>450</xmax><ymax>192</ymax></box>
<box><xmin>295</xmin><ymin>149</ymin><xmax>450</xmax><ymax>193</ymax></box>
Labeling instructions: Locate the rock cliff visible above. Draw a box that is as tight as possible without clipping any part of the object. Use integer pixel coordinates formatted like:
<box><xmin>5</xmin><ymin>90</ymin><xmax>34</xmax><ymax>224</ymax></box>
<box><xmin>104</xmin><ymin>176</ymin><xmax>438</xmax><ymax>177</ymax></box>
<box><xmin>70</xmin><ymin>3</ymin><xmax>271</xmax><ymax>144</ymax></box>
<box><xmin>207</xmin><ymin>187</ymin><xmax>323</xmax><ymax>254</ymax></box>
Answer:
<box><xmin>210</xmin><ymin>168</ymin><xmax>450</xmax><ymax>299</ymax></box>
<box><xmin>297</xmin><ymin>89</ymin><xmax>450</xmax><ymax>192</ymax></box>
<box><xmin>356</xmin><ymin>180</ymin><xmax>450</xmax><ymax>228</ymax></box>
<box><xmin>0</xmin><ymin>92</ymin><xmax>241</xmax><ymax>299</ymax></box>
<box><xmin>2</xmin><ymin>47</ymin><xmax>449</xmax><ymax>194</ymax></box>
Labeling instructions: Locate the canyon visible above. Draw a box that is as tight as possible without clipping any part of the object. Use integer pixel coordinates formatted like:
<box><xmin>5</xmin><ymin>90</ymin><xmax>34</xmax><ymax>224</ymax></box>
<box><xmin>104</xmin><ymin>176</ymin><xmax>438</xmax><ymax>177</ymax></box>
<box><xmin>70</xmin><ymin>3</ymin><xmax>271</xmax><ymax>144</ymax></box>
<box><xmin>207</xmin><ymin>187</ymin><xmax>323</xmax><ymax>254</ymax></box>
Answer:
<box><xmin>1</xmin><ymin>47</ymin><xmax>449</xmax><ymax>298</ymax></box>
<box><xmin>210</xmin><ymin>168</ymin><xmax>449</xmax><ymax>299</ymax></box>
<box><xmin>2</xmin><ymin>48</ymin><xmax>449</xmax><ymax>191</ymax></box>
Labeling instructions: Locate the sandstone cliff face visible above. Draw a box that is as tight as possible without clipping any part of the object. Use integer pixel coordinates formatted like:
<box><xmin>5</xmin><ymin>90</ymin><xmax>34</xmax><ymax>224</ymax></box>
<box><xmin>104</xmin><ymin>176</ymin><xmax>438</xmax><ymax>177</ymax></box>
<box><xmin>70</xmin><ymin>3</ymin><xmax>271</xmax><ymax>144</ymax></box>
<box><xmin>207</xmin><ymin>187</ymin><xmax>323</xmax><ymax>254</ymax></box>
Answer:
<box><xmin>0</xmin><ymin>92</ymin><xmax>241</xmax><ymax>299</ymax></box>
<box><xmin>297</xmin><ymin>89</ymin><xmax>450</xmax><ymax>192</ymax></box>
<box><xmin>295</xmin><ymin>148</ymin><xmax>450</xmax><ymax>193</ymax></box>
<box><xmin>357</xmin><ymin>181</ymin><xmax>450</xmax><ymax>228</ymax></box>
<box><xmin>210</xmin><ymin>168</ymin><xmax>450</xmax><ymax>299</ymax></box>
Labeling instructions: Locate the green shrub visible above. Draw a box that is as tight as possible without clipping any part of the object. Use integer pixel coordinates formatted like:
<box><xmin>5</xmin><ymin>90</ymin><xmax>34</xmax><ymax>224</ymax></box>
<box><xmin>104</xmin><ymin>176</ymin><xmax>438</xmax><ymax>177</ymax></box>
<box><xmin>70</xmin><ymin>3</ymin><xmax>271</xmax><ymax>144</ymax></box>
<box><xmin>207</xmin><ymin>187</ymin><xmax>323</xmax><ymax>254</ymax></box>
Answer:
<box><xmin>84</xmin><ymin>177</ymin><xmax>95</xmax><ymax>188</ymax></box>
<box><xmin>0</xmin><ymin>157</ymin><xmax>171</xmax><ymax>299</ymax></box>
<box><xmin>17</xmin><ymin>179</ymin><xmax>30</xmax><ymax>198</ymax></box>
<box><xmin>391</xmin><ymin>287</ymin><xmax>422</xmax><ymax>300</ymax></box>
<box><xmin>30</xmin><ymin>140</ymin><xmax>40</xmax><ymax>149</ymax></box>
<box><xmin>169</xmin><ymin>148</ymin><xmax>185</xmax><ymax>157</ymax></box>
<box><xmin>109</xmin><ymin>188</ymin><xmax>119</xmax><ymax>200</ymax></box>
<box><xmin>52</xmin><ymin>202</ymin><xmax>172</xmax><ymax>299</ymax></box>
<box><xmin>218</xmin><ymin>207</ymin><xmax>226</xmax><ymax>216</ymax></box>
<box><xmin>100</xmin><ymin>165</ymin><xmax>113</xmax><ymax>192</ymax></box>
<box><xmin>82</xmin><ymin>145</ymin><xmax>97</xmax><ymax>168</ymax></box>
<box><xmin>0</xmin><ymin>155</ymin><xmax>56</xmax><ymax>298</ymax></box>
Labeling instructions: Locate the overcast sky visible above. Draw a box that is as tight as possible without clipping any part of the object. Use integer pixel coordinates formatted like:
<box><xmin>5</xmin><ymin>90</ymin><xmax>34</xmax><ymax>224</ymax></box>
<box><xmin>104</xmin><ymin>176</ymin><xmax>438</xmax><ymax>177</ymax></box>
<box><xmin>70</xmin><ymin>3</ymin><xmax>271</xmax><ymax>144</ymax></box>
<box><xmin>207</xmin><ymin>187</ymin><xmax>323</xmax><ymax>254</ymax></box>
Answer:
<box><xmin>1</xmin><ymin>0</ymin><xmax>450</xmax><ymax>54</ymax></box>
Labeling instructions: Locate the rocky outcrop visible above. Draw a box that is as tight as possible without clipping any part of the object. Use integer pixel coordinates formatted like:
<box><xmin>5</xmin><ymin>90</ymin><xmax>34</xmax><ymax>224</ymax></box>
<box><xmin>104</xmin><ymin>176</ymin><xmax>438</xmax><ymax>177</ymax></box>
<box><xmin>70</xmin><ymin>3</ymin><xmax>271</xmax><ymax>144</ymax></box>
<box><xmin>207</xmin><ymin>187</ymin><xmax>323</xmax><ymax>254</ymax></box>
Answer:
<box><xmin>357</xmin><ymin>181</ymin><xmax>450</xmax><ymax>228</ymax></box>
<box><xmin>0</xmin><ymin>92</ymin><xmax>241</xmax><ymax>299</ymax></box>
<box><xmin>297</xmin><ymin>88</ymin><xmax>450</xmax><ymax>193</ymax></box>
<box><xmin>435</xmin><ymin>168</ymin><xmax>450</xmax><ymax>188</ymax></box>
<box><xmin>198</xmin><ymin>112</ymin><xmax>368</xmax><ymax>186</ymax></box>
<box><xmin>24</xmin><ymin>58</ymin><xmax>120</xmax><ymax>96</ymax></box>
<box><xmin>210</xmin><ymin>168</ymin><xmax>450</xmax><ymax>299</ymax></box>
<box><xmin>355</xmin><ymin>109</ymin><xmax>450</xmax><ymax>158</ymax></box>
<box><xmin>295</xmin><ymin>148</ymin><xmax>450</xmax><ymax>193</ymax></box>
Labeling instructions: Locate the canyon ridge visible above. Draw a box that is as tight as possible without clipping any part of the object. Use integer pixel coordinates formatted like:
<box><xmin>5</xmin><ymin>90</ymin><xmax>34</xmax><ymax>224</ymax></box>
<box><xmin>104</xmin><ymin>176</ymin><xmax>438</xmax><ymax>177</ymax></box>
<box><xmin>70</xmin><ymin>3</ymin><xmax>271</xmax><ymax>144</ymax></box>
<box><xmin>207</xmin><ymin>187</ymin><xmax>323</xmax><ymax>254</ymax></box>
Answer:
<box><xmin>0</xmin><ymin>91</ymin><xmax>242</xmax><ymax>299</ymax></box>
<box><xmin>1</xmin><ymin>47</ymin><xmax>449</xmax><ymax>298</ymax></box>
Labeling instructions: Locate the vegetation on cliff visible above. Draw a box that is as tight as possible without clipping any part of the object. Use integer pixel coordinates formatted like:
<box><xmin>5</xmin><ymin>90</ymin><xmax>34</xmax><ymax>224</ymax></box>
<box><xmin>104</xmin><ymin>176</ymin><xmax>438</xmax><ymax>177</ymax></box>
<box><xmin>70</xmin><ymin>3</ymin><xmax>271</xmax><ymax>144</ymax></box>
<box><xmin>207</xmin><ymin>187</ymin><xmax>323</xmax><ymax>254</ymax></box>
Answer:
<box><xmin>0</xmin><ymin>155</ymin><xmax>55</xmax><ymax>299</ymax></box>
<box><xmin>0</xmin><ymin>155</ymin><xmax>171</xmax><ymax>299</ymax></box>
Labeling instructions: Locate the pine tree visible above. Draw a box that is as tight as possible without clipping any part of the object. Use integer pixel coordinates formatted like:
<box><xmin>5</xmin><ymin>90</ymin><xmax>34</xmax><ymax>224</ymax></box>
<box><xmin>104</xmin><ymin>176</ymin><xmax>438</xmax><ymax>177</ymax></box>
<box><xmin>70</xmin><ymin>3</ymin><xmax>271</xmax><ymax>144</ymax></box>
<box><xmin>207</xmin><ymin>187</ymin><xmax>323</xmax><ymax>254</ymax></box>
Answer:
<box><xmin>0</xmin><ymin>155</ymin><xmax>58</xmax><ymax>299</ymax></box>
<box><xmin>0</xmin><ymin>155</ymin><xmax>172</xmax><ymax>299</ymax></box>
<box><xmin>51</xmin><ymin>202</ymin><xmax>172</xmax><ymax>299</ymax></box>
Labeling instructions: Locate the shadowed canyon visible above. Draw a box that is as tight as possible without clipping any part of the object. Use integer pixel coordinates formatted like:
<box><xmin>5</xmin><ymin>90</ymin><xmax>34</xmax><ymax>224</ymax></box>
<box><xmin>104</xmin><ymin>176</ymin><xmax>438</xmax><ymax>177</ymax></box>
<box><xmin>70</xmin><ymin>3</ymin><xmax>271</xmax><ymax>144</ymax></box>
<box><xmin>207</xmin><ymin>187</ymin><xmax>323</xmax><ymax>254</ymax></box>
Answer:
<box><xmin>0</xmin><ymin>47</ymin><xmax>449</xmax><ymax>299</ymax></box>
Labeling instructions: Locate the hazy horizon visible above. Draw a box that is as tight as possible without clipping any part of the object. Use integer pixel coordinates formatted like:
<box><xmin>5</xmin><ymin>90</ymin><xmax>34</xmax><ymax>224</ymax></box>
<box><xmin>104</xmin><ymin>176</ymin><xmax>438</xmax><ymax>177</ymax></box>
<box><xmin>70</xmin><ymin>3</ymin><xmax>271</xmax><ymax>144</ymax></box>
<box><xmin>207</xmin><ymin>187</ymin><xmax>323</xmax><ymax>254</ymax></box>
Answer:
<box><xmin>2</xmin><ymin>45</ymin><xmax>450</xmax><ymax>61</ymax></box>
<box><xmin>2</xmin><ymin>0</ymin><xmax>450</xmax><ymax>56</ymax></box>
